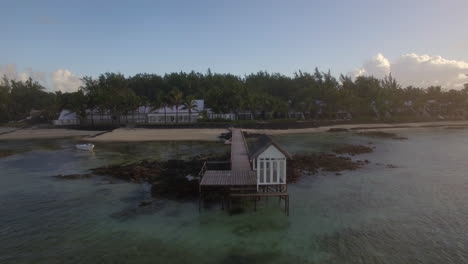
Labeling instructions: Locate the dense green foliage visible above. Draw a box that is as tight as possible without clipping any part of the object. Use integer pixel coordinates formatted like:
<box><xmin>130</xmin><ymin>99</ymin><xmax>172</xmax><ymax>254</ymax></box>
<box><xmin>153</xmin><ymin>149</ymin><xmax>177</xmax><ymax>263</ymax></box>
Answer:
<box><xmin>1</xmin><ymin>69</ymin><xmax>468</xmax><ymax>124</ymax></box>
<box><xmin>0</xmin><ymin>77</ymin><xmax>59</xmax><ymax>122</ymax></box>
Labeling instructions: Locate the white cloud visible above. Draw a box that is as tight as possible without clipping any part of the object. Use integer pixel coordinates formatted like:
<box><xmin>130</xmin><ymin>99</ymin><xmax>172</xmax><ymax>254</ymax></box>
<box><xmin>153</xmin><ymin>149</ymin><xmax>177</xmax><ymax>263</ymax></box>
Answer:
<box><xmin>353</xmin><ymin>53</ymin><xmax>468</xmax><ymax>89</ymax></box>
<box><xmin>357</xmin><ymin>53</ymin><xmax>391</xmax><ymax>79</ymax></box>
<box><xmin>0</xmin><ymin>64</ymin><xmax>36</xmax><ymax>81</ymax></box>
<box><xmin>0</xmin><ymin>64</ymin><xmax>82</xmax><ymax>92</ymax></box>
<box><xmin>51</xmin><ymin>69</ymin><xmax>82</xmax><ymax>93</ymax></box>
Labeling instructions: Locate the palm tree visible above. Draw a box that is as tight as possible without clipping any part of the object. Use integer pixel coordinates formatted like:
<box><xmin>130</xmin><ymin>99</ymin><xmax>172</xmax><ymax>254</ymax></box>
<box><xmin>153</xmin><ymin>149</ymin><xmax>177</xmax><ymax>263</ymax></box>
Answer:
<box><xmin>182</xmin><ymin>96</ymin><xmax>197</xmax><ymax>122</ymax></box>
<box><xmin>151</xmin><ymin>95</ymin><xmax>170</xmax><ymax>124</ymax></box>
<box><xmin>148</xmin><ymin>96</ymin><xmax>161</xmax><ymax>123</ymax></box>
<box><xmin>157</xmin><ymin>95</ymin><xmax>172</xmax><ymax>124</ymax></box>
<box><xmin>170</xmin><ymin>88</ymin><xmax>183</xmax><ymax>123</ymax></box>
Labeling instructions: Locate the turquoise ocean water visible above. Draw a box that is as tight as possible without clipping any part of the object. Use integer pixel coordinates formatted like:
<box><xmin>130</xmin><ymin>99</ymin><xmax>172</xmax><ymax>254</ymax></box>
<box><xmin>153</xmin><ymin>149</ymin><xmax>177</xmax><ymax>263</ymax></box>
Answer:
<box><xmin>0</xmin><ymin>128</ymin><xmax>467</xmax><ymax>263</ymax></box>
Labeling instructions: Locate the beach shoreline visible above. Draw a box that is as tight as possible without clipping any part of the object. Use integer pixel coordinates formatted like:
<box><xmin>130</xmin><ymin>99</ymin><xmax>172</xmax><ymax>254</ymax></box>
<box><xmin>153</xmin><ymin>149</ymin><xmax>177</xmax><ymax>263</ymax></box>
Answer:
<box><xmin>86</xmin><ymin>128</ymin><xmax>227</xmax><ymax>142</ymax></box>
<box><xmin>0</xmin><ymin>128</ymin><xmax>105</xmax><ymax>140</ymax></box>
<box><xmin>1</xmin><ymin>120</ymin><xmax>468</xmax><ymax>141</ymax></box>
<box><xmin>243</xmin><ymin>120</ymin><xmax>468</xmax><ymax>135</ymax></box>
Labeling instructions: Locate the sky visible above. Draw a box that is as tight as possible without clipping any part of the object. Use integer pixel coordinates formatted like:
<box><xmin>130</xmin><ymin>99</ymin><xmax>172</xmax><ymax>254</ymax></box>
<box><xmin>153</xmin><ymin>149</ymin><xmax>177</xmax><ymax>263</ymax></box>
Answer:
<box><xmin>1</xmin><ymin>0</ymin><xmax>468</xmax><ymax>92</ymax></box>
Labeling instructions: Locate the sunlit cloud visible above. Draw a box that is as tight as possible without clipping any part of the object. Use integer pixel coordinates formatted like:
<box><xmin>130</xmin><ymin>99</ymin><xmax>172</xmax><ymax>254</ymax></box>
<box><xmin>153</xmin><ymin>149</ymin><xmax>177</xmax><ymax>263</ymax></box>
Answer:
<box><xmin>353</xmin><ymin>53</ymin><xmax>468</xmax><ymax>89</ymax></box>
<box><xmin>0</xmin><ymin>64</ymin><xmax>82</xmax><ymax>92</ymax></box>
<box><xmin>51</xmin><ymin>69</ymin><xmax>82</xmax><ymax>93</ymax></box>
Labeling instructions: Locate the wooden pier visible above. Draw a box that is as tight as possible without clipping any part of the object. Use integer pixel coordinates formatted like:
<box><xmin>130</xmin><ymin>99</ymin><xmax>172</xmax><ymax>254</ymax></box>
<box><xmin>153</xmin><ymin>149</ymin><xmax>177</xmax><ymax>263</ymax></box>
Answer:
<box><xmin>199</xmin><ymin>128</ymin><xmax>290</xmax><ymax>215</ymax></box>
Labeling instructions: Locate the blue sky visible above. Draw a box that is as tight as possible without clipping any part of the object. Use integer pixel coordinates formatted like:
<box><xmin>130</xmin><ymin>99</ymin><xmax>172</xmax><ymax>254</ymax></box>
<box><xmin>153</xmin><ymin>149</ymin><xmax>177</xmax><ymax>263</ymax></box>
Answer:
<box><xmin>1</xmin><ymin>0</ymin><xmax>468</xmax><ymax>90</ymax></box>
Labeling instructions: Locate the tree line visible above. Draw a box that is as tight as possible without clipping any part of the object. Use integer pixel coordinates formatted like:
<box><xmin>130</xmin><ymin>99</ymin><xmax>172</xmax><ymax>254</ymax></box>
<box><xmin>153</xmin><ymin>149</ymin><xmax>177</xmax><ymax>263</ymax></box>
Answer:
<box><xmin>1</xmin><ymin>69</ymin><xmax>468</xmax><ymax>124</ymax></box>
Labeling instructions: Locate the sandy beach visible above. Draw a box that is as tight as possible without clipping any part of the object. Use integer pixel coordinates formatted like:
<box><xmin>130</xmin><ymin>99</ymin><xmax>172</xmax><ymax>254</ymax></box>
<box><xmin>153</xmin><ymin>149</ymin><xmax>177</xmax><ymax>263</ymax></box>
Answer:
<box><xmin>1</xmin><ymin>120</ymin><xmax>468</xmax><ymax>141</ymax></box>
<box><xmin>243</xmin><ymin>120</ymin><xmax>468</xmax><ymax>135</ymax></box>
<box><xmin>0</xmin><ymin>127</ymin><xmax>19</xmax><ymax>135</ymax></box>
<box><xmin>0</xmin><ymin>128</ymin><xmax>104</xmax><ymax>140</ymax></box>
<box><xmin>86</xmin><ymin>128</ymin><xmax>228</xmax><ymax>142</ymax></box>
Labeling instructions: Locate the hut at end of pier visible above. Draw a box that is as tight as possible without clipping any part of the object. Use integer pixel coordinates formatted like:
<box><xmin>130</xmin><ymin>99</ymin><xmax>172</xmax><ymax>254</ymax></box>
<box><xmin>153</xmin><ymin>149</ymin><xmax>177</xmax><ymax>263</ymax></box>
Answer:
<box><xmin>199</xmin><ymin>129</ymin><xmax>291</xmax><ymax>214</ymax></box>
<box><xmin>248</xmin><ymin>134</ymin><xmax>292</xmax><ymax>192</ymax></box>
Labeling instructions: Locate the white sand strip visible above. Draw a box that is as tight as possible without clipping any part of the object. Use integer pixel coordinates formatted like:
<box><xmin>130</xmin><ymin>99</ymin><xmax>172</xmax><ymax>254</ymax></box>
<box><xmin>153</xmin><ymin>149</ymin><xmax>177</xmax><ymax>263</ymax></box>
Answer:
<box><xmin>0</xmin><ymin>128</ymin><xmax>105</xmax><ymax>140</ymax></box>
<box><xmin>86</xmin><ymin>128</ymin><xmax>227</xmax><ymax>142</ymax></box>
<box><xmin>243</xmin><ymin>120</ymin><xmax>468</xmax><ymax>135</ymax></box>
<box><xmin>0</xmin><ymin>127</ymin><xmax>18</xmax><ymax>135</ymax></box>
<box><xmin>2</xmin><ymin>120</ymin><xmax>468</xmax><ymax>141</ymax></box>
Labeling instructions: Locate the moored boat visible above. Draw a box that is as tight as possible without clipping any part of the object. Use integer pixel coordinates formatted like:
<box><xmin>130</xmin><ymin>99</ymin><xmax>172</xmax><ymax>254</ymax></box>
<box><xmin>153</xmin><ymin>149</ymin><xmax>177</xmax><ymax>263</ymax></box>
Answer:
<box><xmin>75</xmin><ymin>143</ymin><xmax>95</xmax><ymax>151</ymax></box>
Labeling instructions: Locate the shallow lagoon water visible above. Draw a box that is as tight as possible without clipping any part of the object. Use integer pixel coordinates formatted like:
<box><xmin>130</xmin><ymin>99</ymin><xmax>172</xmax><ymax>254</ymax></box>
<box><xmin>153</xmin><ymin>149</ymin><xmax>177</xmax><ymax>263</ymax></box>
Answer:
<box><xmin>0</xmin><ymin>128</ymin><xmax>467</xmax><ymax>263</ymax></box>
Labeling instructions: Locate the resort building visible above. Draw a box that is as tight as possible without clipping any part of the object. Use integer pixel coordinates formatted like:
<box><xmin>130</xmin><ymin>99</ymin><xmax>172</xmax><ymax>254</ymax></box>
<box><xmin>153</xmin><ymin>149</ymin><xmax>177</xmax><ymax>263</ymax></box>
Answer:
<box><xmin>148</xmin><ymin>100</ymin><xmax>204</xmax><ymax>123</ymax></box>
<box><xmin>53</xmin><ymin>100</ymin><xmax>205</xmax><ymax>125</ymax></box>
<box><xmin>205</xmin><ymin>110</ymin><xmax>305</xmax><ymax>121</ymax></box>
<box><xmin>205</xmin><ymin>111</ymin><xmax>237</xmax><ymax>121</ymax></box>
<box><xmin>53</xmin><ymin>110</ymin><xmax>80</xmax><ymax>126</ymax></box>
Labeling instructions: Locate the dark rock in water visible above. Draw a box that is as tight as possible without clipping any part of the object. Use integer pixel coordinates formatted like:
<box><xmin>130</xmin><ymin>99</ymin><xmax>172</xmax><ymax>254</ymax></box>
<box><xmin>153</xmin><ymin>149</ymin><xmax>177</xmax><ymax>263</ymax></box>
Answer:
<box><xmin>288</xmin><ymin>153</ymin><xmax>365</xmax><ymax>182</ymax></box>
<box><xmin>219</xmin><ymin>131</ymin><xmax>232</xmax><ymax>140</ymax></box>
<box><xmin>335</xmin><ymin>172</ymin><xmax>342</xmax><ymax>176</ymax></box>
<box><xmin>332</xmin><ymin>144</ymin><xmax>373</xmax><ymax>156</ymax></box>
<box><xmin>111</xmin><ymin>201</ymin><xmax>165</xmax><ymax>221</ymax></box>
<box><xmin>91</xmin><ymin>160</ymin><xmax>163</xmax><ymax>183</ymax></box>
<box><xmin>221</xmin><ymin>250</ymin><xmax>280</xmax><ymax>264</ymax></box>
<box><xmin>0</xmin><ymin>149</ymin><xmax>15</xmax><ymax>158</ymax></box>
<box><xmin>53</xmin><ymin>173</ymin><xmax>94</xmax><ymax>179</ymax></box>
<box><xmin>51</xmin><ymin>152</ymin><xmax>229</xmax><ymax>200</ymax></box>
<box><xmin>327</xmin><ymin>128</ymin><xmax>349</xmax><ymax>132</ymax></box>
<box><xmin>91</xmin><ymin>152</ymin><xmax>229</xmax><ymax>200</ymax></box>
<box><xmin>357</xmin><ymin>131</ymin><xmax>407</xmax><ymax>140</ymax></box>
<box><xmin>229</xmin><ymin>207</ymin><xmax>245</xmax><ymax>216</ymax></box>
<box><xmin>386</xmin><ymin>164</ymin><xmax>398</xmax><ymax>168</ymax></box>
<box><xmin>139</xmin><ymin>200</ymin><xmax>153</xmax><ymax>207</ymax></box>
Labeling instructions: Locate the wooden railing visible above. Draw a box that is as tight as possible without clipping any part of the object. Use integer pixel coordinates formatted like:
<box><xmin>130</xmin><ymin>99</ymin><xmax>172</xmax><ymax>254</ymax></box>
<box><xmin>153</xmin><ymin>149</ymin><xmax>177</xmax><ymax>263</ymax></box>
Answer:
<box><xmin>198</xmin><ymin>161</ymin><xmax>231</xmax><ymax>178</ymax></box>
<box><xmin>199</xmin><ymin>162</ymin><xmax>208</xmax><ymax>178</ymax></box>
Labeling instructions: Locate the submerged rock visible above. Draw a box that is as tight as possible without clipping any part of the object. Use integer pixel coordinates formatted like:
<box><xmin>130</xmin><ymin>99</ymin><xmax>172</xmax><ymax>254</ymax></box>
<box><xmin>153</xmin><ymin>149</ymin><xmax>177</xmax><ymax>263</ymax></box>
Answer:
<box><xmin>288</xmin><ymin>153</ymin><xmax>365</xmax><ymax>182</ymax></box>
<box><xmin>53</xmin><ymin>173</ymin><xmax>94</xmax><ymax>179</ymax></box>
<box><xmin>327</xmin><ymin>128</ymin><xmax>349</xmax><ymax>132</ymax></box>
<box><xmin>111</xmin><ymin>200</ymin><xmax>165</xmax><ymax>221</ymax></box>
<box><xmin>357</xmin><ymin>131</ymin><xmax>407</xmax><ymax>140</ymax></box>
<box><xmin>139</xmin><ymin>200</ymin><xmax>153</xmax><ymax>207</ymax></box>
<box><xmin>332</xmin><ymin>144</ymin><xmax>373</xmax><ymax>156</ymax></box>
<box><xmin>91</xmin><ymin>160</ymin><xmax>163</xmax><ymax>183</ymax></box>
<box><xmin>0</xmin><ymin>149</ymin><xmax>15</xmax><ymax>158</ymax></box>
<box><xmin>51</xmin><ymin>152</ymin><xmax>229</xmax><ymax>200</ymax></box>
<box><xmin>92</xmin><ymin>152</ymin><xmax>229</xmax><ymax>200</ymax></box>
<box><xmin>219</xmin><ymin>131</ymin><xmax>232</xmax><ymax>140</ymax></box>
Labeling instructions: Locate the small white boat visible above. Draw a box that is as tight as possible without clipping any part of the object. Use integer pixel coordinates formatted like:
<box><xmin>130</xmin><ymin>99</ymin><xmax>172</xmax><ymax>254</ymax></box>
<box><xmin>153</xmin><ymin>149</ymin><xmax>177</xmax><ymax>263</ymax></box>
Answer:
<box><xmin>75</xmin><ymin>143</ymin><xmax>95</xmax><ymax>151</ymax></box>
<box><xmin>224</xmin><ymin>139</ymin><xmax>232</xmax><ymax>145</ymax></box>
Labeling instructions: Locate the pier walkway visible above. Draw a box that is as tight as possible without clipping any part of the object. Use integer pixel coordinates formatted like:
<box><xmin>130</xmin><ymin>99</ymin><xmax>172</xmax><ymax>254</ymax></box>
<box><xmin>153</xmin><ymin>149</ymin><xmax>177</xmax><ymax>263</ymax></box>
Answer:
<box><xmin>200</xmin><ymin>129</ymin><xmax>256</xmax><ymax>186</ymax></box>
<box><xmin>198</xmin><ymin>128</ymin><xmax>289</xmax><ymax>215</ymax></box>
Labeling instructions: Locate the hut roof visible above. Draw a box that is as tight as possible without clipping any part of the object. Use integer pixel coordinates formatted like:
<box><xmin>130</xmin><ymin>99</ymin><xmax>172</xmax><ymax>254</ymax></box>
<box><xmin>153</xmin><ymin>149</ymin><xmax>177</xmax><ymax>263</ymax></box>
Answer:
<box><xmin>247</xmin><ymin>134</ymin><xmax>292</xmax><ymax>160</ymax></box>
